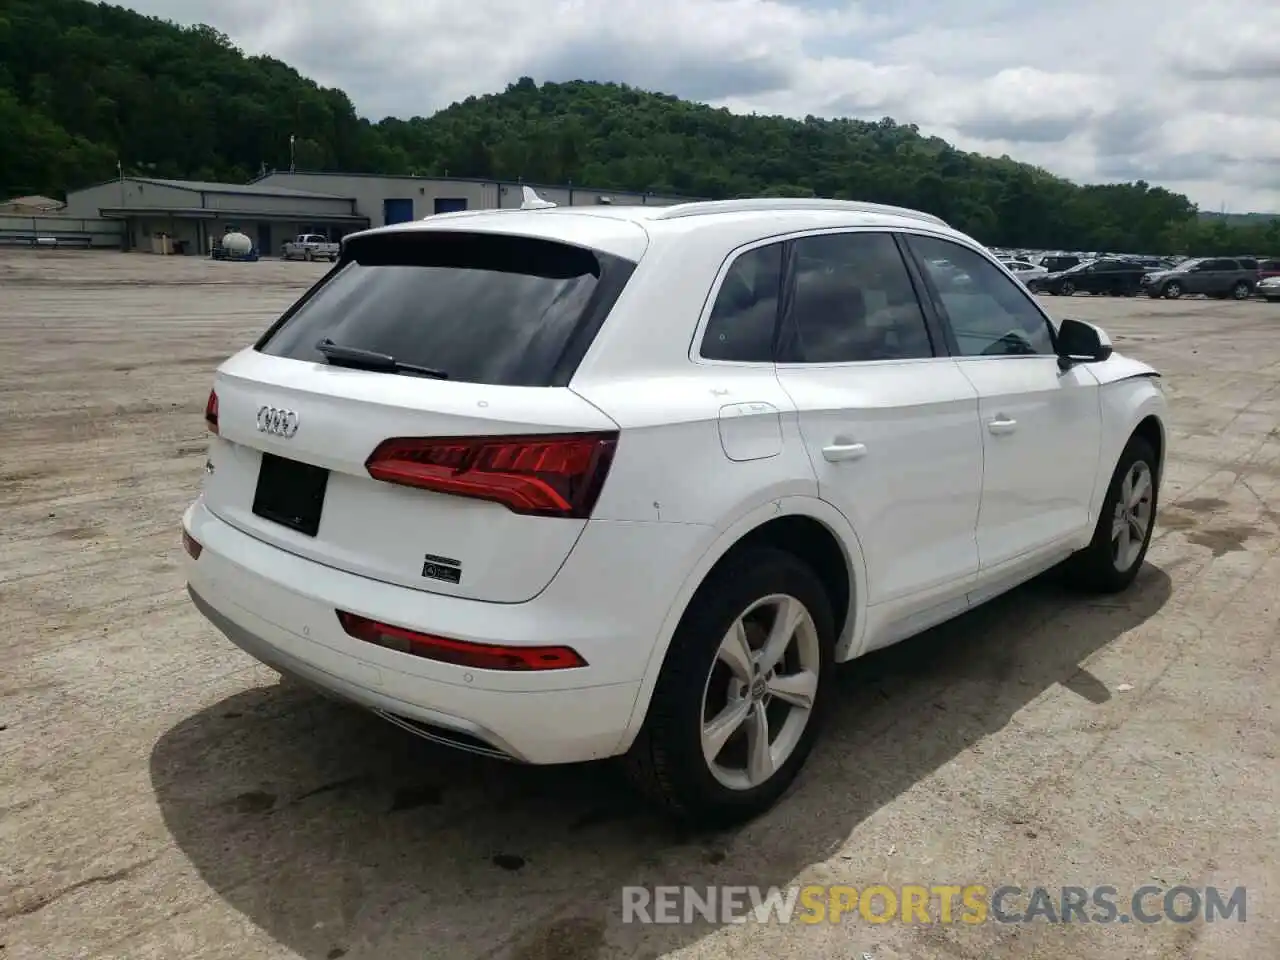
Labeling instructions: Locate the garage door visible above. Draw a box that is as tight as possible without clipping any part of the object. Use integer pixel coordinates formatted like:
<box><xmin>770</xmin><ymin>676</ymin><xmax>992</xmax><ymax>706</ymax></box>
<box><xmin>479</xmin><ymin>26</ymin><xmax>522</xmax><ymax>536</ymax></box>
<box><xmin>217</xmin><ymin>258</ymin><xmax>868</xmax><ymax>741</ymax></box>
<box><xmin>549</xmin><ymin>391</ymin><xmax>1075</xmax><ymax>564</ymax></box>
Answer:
<box><xmin>382</xmin><ymin>198</ymin><xmax>414</xmax><ymax>224</ymax></box>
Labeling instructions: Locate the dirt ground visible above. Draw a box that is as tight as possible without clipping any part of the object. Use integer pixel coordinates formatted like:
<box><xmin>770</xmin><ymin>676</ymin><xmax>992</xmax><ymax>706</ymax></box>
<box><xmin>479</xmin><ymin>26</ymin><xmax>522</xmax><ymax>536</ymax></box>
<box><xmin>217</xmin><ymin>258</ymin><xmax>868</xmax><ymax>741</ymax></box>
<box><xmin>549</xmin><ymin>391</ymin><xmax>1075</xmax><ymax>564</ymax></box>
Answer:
<box><xmin>1</xmin><ymin>249</ymin><xmax>1278</xmax><ymax>960</ymax></box>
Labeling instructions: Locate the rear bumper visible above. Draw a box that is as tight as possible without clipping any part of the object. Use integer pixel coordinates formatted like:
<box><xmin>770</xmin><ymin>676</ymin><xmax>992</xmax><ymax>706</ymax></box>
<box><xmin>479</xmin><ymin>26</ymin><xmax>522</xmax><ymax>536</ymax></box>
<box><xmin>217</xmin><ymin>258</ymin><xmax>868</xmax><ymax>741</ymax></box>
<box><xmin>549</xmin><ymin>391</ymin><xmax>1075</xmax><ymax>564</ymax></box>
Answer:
<box><xmin>182</xmin><ymin>497</ymin><xmax>710</xmax><ymax>764</ymax></box>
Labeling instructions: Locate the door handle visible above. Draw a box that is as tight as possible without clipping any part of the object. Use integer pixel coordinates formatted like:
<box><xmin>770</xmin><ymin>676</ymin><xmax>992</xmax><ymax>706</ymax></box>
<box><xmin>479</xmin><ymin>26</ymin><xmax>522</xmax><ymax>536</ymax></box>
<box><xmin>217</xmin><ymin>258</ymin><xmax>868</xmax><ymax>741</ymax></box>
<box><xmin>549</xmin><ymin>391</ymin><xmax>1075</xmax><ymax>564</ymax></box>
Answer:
<box><xmin>987</xmin><ymin>416</ymin><xmax>1017</xmax><ymax>435</ymax></box>
<box><xmin>822</xmin><ymin>442</ymin><xmax>867</xmax><ymax>462</ymax></box>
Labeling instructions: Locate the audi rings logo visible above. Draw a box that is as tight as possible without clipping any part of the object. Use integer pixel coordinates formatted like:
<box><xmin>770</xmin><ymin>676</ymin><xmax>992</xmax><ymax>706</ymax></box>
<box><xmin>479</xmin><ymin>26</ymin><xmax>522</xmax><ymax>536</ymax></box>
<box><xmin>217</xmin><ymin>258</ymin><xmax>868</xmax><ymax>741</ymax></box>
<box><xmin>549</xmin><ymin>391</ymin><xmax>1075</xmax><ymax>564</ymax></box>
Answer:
<box><xmin>256</xmin><ymin>405</ymin><xmax>299</xmax><ymax>438</ymax></box>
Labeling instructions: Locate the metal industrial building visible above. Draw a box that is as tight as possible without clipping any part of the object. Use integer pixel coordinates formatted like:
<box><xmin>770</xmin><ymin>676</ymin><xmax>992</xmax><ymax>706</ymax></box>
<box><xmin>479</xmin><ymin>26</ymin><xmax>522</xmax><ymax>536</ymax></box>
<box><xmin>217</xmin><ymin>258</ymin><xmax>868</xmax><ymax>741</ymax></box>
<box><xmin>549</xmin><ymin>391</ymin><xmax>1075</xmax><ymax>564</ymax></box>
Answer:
<box><xmin>61</xmin><ymin>172</ymin><xmax>692</xmax><ymax>254</ymax></box>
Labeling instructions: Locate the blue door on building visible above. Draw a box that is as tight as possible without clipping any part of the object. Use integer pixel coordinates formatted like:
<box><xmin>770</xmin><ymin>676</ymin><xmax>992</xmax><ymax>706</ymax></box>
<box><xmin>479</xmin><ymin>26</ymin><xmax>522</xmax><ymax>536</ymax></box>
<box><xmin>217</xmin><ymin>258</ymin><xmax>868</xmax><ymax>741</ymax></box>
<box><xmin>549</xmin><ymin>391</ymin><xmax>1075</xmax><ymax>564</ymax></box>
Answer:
<box><xmin>434</xmin><ymin>197</ymin><xmax>468</xmax><ymax>214</ymax></box>
<box><xmin>383</xmin><ymin>198</ymin><xmax>414</xmax><ymax>224</ymax></box>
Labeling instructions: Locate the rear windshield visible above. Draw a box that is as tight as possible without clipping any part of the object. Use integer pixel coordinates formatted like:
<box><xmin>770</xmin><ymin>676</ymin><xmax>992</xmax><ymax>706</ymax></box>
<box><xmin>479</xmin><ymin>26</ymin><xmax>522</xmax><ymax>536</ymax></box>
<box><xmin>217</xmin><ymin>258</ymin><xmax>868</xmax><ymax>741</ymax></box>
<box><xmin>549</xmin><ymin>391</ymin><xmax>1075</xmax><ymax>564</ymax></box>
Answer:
<box><xmin>257</xmin><ymin>231</ymin><xmax>635</xmax><ymax>387</ymax></box>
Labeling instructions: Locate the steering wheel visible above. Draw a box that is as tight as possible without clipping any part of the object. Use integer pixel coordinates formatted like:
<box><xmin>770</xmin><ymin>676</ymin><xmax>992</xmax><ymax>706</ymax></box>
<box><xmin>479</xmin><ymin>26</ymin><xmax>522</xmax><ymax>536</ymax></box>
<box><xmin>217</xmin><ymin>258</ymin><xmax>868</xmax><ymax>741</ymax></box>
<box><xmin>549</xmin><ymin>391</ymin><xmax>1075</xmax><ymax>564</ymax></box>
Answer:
<box><xmin>981</xmin><ymin>330</ymin><xmax>1036</xmax><ymax>356</ymax></box>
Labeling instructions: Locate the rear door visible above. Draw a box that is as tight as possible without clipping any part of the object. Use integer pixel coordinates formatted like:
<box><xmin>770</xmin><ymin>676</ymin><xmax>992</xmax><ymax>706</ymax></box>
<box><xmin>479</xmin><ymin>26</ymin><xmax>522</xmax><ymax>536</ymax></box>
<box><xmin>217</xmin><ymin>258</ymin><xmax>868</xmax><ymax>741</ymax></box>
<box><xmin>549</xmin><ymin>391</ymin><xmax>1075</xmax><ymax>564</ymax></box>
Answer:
<box><xmin>202</xmin><ymin>227</ymin><xmax>640</xmax><ymax>603</ymax></box>
<box><xmin>904</xmin><ymin>233</ymin><xmax>1102</xmax><ymax>572</ymax></box>
<box><xmin>1196</xmin><ymin>259</ymin><xmax>1234</xmax><ymax>295</ymax></box>
<box><xmin>771</xmin><ymin>230</ymin><xmax>983</xmax><ymax>609</ymax></box>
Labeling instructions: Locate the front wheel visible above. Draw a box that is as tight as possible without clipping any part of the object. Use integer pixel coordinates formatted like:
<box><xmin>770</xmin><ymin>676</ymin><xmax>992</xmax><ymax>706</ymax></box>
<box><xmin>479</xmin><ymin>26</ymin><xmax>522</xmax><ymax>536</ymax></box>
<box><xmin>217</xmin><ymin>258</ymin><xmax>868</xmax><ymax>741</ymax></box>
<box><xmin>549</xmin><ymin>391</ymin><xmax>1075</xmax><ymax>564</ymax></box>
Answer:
<box><xmin>1164</xmin><ymin>281</ymin><xmax>1183</xmax><ymax>299</ymax></box>
<box><xmin>1060</xmin><ymin>280</ymin><xmax>1076</xmax><ymax>296</ymax></box>
<box><xmin>1062</xmin><ymin>435</ymin><xmax>1158</xmax><ymax>593</ymax></box>
<box><xmin>625</xmin><ymin>547</ymin><xmax>835</xmax><ymax>825</ymax></box>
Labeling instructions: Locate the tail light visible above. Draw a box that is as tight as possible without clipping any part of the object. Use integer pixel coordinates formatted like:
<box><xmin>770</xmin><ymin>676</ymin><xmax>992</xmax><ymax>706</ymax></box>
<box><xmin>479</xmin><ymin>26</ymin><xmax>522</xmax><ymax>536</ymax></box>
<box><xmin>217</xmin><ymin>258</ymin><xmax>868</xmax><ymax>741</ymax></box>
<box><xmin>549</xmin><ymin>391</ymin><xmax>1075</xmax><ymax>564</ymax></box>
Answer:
<box><xmin>205</xmin><ymin>389</ymin><xmax>219</xmax><ymax>434</ymax></box>
<box><xmin>364</xmin><ymin>432</ymin><xmax>618</xmax><ymax>518</ymax></box>
<box><xmin>182</xmin><ymin>530</ymin><xmax>202</xmax><ymax>560</ymax></box>
<box><xmin>336</xmin><ymin>611</ymin><xmax>587</xmax><ymax>671</ymax></box>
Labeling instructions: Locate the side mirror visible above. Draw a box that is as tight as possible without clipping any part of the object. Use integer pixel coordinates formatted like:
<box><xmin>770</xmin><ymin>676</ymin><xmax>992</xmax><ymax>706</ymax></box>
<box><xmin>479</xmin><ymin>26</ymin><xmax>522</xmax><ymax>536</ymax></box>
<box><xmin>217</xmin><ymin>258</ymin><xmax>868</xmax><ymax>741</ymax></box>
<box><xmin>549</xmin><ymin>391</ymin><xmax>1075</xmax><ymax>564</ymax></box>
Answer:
<box><xmin>1057</xmin><ymin>317</ymin><xmax>1113</xmax><ymax>371</ymax></box>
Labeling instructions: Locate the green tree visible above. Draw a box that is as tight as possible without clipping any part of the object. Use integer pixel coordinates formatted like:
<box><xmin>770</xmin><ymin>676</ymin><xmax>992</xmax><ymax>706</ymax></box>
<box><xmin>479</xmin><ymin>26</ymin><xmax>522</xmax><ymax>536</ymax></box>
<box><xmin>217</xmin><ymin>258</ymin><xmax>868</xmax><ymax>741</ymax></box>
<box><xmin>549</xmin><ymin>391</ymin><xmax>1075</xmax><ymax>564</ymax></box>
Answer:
<box><xmin>1</xmin><ymin>0</ymin><xmax>1275</xmax><ymax>256</ymax></box>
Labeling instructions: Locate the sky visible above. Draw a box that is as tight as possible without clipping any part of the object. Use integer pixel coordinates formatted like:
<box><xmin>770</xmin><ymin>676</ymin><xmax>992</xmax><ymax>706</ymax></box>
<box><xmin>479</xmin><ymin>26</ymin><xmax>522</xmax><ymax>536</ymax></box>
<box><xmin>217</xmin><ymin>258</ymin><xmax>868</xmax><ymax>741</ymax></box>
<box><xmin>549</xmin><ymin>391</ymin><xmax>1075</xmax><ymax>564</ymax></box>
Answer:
<box><xmin>118</xmin><ymin>0</ymin><xmax>1280</xmax><ymax>213</ymax></box>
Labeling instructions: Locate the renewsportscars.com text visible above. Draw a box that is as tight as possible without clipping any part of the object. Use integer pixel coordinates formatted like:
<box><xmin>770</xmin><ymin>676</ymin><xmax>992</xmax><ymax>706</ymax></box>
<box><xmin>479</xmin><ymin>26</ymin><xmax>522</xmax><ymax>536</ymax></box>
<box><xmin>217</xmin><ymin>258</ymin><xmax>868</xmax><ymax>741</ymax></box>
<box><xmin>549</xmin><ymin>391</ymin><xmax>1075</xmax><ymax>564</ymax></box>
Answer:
<box><xmin>621</xmin><ymin>884</ymin><xmax>1247</xmax><ymax>925</ymax></box>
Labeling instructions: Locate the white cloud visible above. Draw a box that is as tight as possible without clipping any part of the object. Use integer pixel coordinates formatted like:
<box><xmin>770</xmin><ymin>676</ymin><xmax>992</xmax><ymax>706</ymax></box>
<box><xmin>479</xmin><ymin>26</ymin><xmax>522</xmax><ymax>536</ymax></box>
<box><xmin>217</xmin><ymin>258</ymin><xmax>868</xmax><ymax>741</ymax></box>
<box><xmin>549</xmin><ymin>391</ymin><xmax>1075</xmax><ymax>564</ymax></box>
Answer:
<box><xmin>120</xmin><ymin>0</ymin><xmax>1280</xmax><ymax>212</ymax></box>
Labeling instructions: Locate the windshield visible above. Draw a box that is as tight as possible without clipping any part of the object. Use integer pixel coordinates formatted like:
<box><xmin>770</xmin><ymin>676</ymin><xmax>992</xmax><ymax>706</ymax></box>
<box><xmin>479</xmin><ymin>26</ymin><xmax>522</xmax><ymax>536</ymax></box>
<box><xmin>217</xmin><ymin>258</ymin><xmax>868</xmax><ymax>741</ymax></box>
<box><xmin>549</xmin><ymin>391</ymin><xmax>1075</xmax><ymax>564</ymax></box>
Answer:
<box><xmin>1063</xmin><ymin>260</ymin><xmax>1096</xmax><ymax>274</ymax></box>
<box><xmin>1173</xmin><ymin>259</ymin><xmax>1203</xmax><ymax>271</ymax></box>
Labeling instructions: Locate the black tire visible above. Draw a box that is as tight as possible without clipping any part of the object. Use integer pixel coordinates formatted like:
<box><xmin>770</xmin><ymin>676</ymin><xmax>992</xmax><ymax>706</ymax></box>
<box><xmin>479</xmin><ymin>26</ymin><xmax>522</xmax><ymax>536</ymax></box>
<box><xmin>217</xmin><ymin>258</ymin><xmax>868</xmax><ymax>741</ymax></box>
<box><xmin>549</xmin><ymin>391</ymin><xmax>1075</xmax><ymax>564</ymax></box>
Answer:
<box><xmin>624</xmin><ymin>546</ymin><xmax>836</xmax><ymax>825</ymax></box>
<box><xmin>1060</xmin><ymin>280</ymin><xmax>1075</xmax><ymax>296</ymax></box>
<box><xmin>1164</xmin><ymin>281</ymin><xmax>1182</xmax><ymax>299</ymax></box>
<box><xmin>1231</xmin><ymin>281</ymin><xmax>1250</xmax><ymax>300</ymax></box>
<box><xmin>1062</xmin><ymin>435</ymin><xmax>1158</xmax><ymax>593</ymax></box>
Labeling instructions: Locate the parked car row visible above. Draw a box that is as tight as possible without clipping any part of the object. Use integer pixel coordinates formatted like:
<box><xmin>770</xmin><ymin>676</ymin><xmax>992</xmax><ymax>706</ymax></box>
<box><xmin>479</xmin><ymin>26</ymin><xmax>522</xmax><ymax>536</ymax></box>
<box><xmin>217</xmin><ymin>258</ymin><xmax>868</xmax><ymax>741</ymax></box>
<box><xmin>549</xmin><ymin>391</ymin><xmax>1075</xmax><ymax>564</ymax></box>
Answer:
<box><xmin>1025</xmin><ymin>258</ymin><xmax>1150</xmax><ymax>297</ymax></box>
<box><xmin>1013</xmin><ymin>255</ymin><xmax>1280</xmax><ymax>300</ymax></box>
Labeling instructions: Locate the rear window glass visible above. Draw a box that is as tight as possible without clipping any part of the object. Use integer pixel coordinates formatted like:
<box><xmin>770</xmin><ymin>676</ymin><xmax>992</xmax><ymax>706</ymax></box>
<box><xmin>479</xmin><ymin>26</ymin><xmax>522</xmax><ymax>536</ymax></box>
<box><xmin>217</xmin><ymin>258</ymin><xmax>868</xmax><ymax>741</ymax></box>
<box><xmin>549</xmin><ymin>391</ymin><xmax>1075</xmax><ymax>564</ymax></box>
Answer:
<box><xmin>258</xmin><ymin>231</ymin><xmax>634</xmax><ymax>387</ymax></box>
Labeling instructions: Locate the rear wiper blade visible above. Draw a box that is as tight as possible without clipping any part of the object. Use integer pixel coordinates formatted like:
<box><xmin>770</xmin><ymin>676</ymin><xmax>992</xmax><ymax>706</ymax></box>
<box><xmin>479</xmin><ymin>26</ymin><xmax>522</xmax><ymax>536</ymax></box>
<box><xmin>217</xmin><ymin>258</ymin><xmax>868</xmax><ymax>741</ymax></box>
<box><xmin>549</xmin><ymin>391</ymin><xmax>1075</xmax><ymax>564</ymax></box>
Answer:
<box><xmin>315</xmin><ymin>338</ymin><xmax>449</xmax><ymax>379</ymax></box>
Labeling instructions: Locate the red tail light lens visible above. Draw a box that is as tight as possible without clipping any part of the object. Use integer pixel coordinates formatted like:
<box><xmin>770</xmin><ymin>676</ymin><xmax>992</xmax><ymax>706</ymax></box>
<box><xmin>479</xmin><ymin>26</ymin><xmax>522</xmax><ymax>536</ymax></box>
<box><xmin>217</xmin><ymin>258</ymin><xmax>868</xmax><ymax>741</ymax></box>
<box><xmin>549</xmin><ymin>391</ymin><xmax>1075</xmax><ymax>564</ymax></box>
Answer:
<box><xmin>365</xmin><ymin>432</ymin><xmax>618</xmax><ymax>518</ymax></box>
<box><xmin>182</xmin><ymin>530</ymin><xmax>202</xmax><ymax>559</ymax></box>
<box><xmin>336</xmin><ymin>611</ymin><xmax>587</xmax><ymax>671</ymax></box>
<box><xmin>205</xmin><ymin>389</ymin><xmax>219</xmax><ymax>434</ymax></box>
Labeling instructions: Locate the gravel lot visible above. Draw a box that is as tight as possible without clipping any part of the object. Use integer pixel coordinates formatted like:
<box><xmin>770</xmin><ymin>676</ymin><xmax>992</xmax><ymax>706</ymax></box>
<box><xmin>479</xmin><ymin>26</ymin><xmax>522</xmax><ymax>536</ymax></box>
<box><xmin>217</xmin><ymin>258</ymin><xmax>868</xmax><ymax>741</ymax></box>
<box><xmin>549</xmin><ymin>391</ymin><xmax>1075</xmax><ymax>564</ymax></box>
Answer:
<box><xmin>2</xmin><ymin>250</ymin><xmax>1278</xmax><ymax>960</ymax></box>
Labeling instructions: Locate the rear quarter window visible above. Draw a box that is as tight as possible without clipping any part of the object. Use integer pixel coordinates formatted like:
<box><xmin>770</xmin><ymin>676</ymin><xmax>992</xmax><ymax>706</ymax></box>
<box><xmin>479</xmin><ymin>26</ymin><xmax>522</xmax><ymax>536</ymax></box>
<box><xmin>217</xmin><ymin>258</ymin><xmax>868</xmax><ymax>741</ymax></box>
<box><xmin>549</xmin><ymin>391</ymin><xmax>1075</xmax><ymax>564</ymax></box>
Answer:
<box><xmin>257</xmin><ymin>231</ymin><xmax>636</xmax><ymax>387</ymax></box>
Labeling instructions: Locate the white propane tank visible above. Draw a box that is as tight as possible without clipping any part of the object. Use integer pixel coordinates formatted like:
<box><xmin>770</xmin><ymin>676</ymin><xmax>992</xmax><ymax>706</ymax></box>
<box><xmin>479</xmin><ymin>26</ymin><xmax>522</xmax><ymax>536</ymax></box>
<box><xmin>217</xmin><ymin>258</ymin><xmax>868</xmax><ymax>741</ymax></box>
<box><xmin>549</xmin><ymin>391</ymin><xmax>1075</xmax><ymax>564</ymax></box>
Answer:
<box><xmin>222</xmin><ymin>231</ymin><xmax>253</xmax><ymax>256</ymax></box>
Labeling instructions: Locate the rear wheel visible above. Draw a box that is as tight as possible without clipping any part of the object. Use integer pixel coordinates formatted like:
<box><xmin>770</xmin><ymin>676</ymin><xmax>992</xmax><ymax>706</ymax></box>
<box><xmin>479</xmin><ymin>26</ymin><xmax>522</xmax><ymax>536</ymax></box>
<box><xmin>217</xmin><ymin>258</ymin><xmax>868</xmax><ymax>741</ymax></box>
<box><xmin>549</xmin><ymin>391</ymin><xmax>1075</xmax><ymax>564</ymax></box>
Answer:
<box><xmin>625</xmin><ymin>547</ymin><xmax>835</xmax><ymax>825</ymax></box>
<box><xmin>1062</xmin><ymin>435</ymin><xmax>1158</xmax><ymax>593</ymax></box>
<box><xmin>1231</xmin><ymin>281</ymin><xmax>1251</xmax><ymax>300</ymax></box>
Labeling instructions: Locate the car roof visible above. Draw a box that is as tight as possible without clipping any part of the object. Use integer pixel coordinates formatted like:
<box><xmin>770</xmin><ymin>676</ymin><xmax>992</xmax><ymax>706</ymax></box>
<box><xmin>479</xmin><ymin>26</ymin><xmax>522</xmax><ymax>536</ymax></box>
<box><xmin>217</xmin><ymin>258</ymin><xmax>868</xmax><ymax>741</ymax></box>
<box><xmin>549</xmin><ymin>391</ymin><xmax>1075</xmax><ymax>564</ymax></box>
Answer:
<box><xmin>348</xmin><ymin>198</ymin><xmax>968</xmax><ymax>262</ymax></box>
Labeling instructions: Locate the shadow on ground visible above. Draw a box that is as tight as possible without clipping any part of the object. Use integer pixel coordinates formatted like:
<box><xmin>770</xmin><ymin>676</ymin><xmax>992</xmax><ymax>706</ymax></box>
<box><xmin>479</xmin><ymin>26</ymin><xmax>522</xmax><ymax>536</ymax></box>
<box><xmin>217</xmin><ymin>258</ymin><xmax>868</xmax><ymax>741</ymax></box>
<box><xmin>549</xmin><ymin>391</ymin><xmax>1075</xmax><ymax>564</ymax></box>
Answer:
<box><xmin>150</xmin><ymin>565</ymin><xmax>1172</xmax><ymax>960</ymax></box>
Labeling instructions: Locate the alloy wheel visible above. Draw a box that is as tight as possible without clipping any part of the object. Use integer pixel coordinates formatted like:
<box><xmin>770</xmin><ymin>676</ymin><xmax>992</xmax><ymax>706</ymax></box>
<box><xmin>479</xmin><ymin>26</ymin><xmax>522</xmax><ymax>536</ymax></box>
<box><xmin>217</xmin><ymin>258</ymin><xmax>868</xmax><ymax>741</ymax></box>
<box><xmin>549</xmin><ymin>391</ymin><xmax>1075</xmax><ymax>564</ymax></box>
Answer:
<box><xmin>699</xmin><ymin>594</ymin><xmax>820</xmax><ymax>791</ymax></box>
<box><xmin>1112</xmin><ymin>461</ymin><xmax>1153</xmax><ymax>572</ymax></box>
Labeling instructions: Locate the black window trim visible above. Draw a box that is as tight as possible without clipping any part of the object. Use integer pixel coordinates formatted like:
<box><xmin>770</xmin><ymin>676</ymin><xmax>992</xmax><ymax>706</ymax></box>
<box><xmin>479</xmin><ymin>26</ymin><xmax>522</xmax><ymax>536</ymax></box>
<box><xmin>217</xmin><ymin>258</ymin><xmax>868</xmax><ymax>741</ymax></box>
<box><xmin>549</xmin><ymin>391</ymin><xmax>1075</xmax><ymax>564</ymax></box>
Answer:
<box><xmin>691</xmin><ymin>235</ymin><xmax>789</xmax><ymax>366</ymax></box>
<box><xmin>777</xmin><ymin>229</ymin><xmax>946</xmax><ymax>365</ymax></box>
<box><xmin>899</xmin><ymin>230</ymin><xmax>1061</xmax><ymax>358</ymax></box>
<box><xmin>694</xmin><ymin>227</ymin><xmax>953</xmax><ymax>367</ymax></box>
<box><xmin>253</xmin><ymin>229</ymin><xmax>637</xmax><ymax>389</ymax></box>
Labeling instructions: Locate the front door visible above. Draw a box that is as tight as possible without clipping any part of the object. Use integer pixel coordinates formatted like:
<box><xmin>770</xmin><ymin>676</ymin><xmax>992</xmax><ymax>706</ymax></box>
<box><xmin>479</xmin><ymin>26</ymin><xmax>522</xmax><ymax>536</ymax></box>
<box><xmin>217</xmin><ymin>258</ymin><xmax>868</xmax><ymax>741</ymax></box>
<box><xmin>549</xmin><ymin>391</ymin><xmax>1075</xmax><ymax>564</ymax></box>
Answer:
<box><xmin>771</xmin><ymin>231</ymin><xmax>983</xmax><ymax>610</ymax></box>
<box><xmin>905</xmin><ymin>234</ymin><xmax>1102</xmax><ymax>573</ymax></box>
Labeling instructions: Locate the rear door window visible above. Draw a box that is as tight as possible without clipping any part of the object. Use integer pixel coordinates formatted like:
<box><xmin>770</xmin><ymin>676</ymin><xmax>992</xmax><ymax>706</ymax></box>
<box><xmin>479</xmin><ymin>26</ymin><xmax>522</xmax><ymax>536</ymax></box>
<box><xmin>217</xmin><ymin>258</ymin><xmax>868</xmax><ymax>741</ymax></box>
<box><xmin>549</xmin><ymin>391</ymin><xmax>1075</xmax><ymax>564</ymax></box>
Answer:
<box><xmin>782</xmin><ymin>232</ymin><xmax>935</xmax><ymax>363</ymax></box>
<box><xmin>258</xmin><ymin>231</ymin><xmax>634</xmax><ymax>386</ymax></box>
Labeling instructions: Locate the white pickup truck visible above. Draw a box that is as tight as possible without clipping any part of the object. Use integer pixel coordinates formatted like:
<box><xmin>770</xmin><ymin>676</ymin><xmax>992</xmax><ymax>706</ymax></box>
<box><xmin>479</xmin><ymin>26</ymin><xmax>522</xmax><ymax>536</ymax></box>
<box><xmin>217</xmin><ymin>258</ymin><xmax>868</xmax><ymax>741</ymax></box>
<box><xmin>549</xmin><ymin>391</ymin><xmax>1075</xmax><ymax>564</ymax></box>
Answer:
<box><xmin>280</xmin><ymin>234</ymin><xmax>339</xmax><ymax>262</ymax></box>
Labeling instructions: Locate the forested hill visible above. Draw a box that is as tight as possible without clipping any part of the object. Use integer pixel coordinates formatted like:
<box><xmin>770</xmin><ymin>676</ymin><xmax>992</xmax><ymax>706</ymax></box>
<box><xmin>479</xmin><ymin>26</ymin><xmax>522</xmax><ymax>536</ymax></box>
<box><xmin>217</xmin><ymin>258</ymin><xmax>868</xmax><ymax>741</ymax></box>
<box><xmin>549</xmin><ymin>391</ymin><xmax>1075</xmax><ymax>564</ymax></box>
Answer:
<box><xmin>2</xmin><ymin>0</ymin><xmax>1276</xmax><ymax>255</ymax></box>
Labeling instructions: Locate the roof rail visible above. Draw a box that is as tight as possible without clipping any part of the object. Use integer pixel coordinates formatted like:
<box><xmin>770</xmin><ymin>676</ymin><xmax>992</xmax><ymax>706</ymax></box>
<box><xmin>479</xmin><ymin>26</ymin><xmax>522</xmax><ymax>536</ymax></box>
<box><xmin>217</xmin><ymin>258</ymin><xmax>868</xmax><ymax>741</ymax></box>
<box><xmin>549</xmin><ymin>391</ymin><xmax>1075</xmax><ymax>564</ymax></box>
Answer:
<box><xmin>651</xmin><ymin>197</ymin><xmax>948</xmax><ymax>227</ymax></box>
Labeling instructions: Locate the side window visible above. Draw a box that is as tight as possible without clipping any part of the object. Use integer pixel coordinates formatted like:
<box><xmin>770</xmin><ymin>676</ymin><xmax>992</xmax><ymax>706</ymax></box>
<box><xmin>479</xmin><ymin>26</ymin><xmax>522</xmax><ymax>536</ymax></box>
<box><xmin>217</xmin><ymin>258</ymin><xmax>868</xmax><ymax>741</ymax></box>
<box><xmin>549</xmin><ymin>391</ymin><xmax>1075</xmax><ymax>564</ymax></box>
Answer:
<box><xmin>907</xmin><ymin>234</ymin><xmax>1055</xmax><ymax>358</ymax></box>
<box><xmin>700</xmin><ymin>243</ymin><xmax>782</xmax><ymax>362</ymax></box>
<box><xmin>784</xmin><ymin>232</ymin><xmax>934</xmax><ymax>363</ymax></box>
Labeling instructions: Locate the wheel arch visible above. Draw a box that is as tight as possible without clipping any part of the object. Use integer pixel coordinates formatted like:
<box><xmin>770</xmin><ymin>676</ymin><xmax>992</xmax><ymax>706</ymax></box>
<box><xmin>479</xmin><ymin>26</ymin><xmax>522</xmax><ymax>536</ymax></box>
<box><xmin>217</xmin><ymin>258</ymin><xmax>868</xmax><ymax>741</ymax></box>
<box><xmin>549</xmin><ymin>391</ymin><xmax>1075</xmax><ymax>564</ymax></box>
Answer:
<box><xmin>1089</xmin><ymin>380</ymin><xmax>1168</xmax><ymax>520</ymax></box>
<box><xmin>613</xmin><ymin>495</ymin><xmax>867</xmax><ymax>754</ymax></box>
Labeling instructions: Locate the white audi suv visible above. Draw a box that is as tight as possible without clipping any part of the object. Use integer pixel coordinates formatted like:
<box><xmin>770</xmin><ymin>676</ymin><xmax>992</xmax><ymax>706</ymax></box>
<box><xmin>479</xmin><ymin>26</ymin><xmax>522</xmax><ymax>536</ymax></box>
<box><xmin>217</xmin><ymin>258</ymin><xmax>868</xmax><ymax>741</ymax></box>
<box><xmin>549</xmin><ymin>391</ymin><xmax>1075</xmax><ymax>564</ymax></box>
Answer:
<box><xmin>183</xmin><ymin>198</ymin><xmax>1167</xmax><ymax>822</ymax></box>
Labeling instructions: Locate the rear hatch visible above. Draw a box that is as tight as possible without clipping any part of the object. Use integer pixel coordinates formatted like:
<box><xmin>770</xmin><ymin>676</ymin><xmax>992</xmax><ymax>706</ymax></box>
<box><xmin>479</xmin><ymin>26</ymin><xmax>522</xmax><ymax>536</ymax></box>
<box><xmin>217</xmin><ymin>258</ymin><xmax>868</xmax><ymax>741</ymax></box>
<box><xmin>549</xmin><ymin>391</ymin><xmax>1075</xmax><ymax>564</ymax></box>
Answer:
<box><xmin>202</xmin><ymin>226</ymin><xmax>641</xmax><ymax>603</ymax></box>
